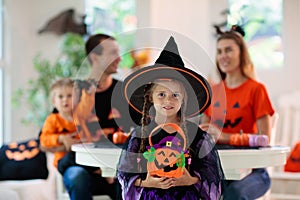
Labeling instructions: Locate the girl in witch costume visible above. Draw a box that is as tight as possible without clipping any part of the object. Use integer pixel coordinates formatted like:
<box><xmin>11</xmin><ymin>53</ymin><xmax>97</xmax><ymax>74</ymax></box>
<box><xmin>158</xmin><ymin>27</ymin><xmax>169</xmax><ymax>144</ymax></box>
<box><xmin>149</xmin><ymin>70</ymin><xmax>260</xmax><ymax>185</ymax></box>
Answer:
<box><xmin>117</xmin><ymin>37</ymin><xmax>224</xmax><ymax>200</ymax></box>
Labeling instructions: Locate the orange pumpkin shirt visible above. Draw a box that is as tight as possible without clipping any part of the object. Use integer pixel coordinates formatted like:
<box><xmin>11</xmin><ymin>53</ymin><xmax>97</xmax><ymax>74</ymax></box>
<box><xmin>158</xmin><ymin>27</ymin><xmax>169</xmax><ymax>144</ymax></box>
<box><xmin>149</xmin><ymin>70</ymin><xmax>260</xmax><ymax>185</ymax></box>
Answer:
<box><xmin>205</xmin><ymin>79</ymin><xmax>274</xmax><ymax>134</ymax></box>
<box><xmin>40</xmin><ymin>112</ymin><xmax>78</xmax><ymax>167</ymax></box>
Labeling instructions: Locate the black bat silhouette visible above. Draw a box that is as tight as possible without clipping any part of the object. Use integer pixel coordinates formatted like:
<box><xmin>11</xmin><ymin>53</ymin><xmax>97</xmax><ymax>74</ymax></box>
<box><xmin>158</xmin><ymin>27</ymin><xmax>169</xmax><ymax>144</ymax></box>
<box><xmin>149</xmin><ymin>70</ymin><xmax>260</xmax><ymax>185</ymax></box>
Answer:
<box><xmin>38</xmin><ymin>9</ymin><xmax>87</xmax><ymax>36</ymax></box>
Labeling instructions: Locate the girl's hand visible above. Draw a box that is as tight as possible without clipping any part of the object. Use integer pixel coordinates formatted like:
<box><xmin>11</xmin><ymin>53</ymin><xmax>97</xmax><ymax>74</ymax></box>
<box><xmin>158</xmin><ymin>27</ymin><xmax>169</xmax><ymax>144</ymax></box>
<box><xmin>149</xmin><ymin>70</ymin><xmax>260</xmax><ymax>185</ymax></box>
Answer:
<box><xmin>137</xmin><ymin>173</ymin><xmax>173</xmax><ymax>189</ymax></box>
<box><xmin>170</xmin><ymin>168</ymin><xmax>199</xmax><ymax>187</ymax></box>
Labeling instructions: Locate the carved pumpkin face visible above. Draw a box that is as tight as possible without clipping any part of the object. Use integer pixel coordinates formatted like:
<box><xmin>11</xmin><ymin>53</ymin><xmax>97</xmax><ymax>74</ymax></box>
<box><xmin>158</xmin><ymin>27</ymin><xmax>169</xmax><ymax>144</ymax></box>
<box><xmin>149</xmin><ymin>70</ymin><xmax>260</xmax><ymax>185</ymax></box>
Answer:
<box><xmin>155</xmin><ymin>148</ymin><xmax>178</xmax><ymax>167</ymax></box>
<box><xmin>5</xmin><ymin>140</ymin><xmax>40</xmax><ymax>161</ymax></box>
<box><xmin>147</xmin><ymin>146</ymin><xmax>185</xmax><ymax>178</ymax></box>
<box><xmin>143</xmin><ymin>123</ymin><xmax>187</xmax><ymax>178</ymax></box>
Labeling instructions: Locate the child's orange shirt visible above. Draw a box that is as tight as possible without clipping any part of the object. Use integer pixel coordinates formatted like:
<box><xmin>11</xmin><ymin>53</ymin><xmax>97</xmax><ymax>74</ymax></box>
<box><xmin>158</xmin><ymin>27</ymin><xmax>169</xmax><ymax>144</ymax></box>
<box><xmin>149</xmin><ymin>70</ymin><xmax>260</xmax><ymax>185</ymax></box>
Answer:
<box><xmin>40</xmin><ymin>112</ymin><xmax>78</xmax><ymax>167</ymax></box>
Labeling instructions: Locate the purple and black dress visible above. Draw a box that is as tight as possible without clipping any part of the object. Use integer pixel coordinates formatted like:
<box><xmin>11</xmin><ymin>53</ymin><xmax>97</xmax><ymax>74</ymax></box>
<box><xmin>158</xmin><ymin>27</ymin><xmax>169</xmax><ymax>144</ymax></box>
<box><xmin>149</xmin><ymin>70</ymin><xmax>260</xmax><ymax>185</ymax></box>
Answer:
<box><xmin>117</xmin><ymin>121</ymin><xmax>224</xmax><ymax>200</ymax></box>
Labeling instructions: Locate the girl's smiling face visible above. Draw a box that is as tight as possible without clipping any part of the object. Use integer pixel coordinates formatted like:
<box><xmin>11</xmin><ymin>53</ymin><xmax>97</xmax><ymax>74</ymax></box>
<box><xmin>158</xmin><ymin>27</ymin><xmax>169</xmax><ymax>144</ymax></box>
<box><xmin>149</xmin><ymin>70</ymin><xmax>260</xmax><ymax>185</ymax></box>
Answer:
<box><xmin>151</xmin><ymin>80</ymin><xmax>185</xmax><ymax>121</ymax></box>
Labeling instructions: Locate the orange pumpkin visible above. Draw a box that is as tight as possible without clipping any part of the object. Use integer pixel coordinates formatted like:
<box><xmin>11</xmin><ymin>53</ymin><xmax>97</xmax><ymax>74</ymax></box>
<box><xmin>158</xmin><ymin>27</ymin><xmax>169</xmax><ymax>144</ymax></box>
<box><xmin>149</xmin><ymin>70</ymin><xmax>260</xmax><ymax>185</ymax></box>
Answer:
<box><xmin>229</xmin><ymin>133</ymin><xmax>250</xmax><ymax>146</ymax></box>
<box><xmin>144</xmin><ymin>123</ymin><xmax>188</xmax><ymax>178</ymax></box>
<box><xmin>112</xmin><ymin>131</ymin><xmax>129</xmax><ymax>144</ymax></box>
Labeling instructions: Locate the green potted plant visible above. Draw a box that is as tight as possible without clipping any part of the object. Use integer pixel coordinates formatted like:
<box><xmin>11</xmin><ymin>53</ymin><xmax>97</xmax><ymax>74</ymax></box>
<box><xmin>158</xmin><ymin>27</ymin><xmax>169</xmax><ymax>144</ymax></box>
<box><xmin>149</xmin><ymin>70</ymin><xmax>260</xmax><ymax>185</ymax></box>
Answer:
<box><xmin>12</xmin><ymin>33</ymin><xmax>89</xmax><ymax>127</ymax></box>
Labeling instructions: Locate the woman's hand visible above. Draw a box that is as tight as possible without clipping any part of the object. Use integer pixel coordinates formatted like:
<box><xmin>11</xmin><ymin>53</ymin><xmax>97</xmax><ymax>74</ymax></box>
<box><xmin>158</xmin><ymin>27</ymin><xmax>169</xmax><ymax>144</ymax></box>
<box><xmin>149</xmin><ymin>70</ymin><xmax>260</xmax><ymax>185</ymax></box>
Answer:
<box><xmin>170</xmin><ymin>168</ymin><xmax>199</xmax><ymax>187</ymax></box>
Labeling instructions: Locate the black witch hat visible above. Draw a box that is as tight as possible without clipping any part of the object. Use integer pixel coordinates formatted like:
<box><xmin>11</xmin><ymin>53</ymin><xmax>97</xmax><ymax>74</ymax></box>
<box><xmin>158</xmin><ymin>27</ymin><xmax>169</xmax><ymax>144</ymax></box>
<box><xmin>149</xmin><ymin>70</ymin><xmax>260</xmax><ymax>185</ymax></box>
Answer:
<box><xmin>123</xmin><ymin>36</ymin><xmax>211</xmax><ymax>117</ymax></box>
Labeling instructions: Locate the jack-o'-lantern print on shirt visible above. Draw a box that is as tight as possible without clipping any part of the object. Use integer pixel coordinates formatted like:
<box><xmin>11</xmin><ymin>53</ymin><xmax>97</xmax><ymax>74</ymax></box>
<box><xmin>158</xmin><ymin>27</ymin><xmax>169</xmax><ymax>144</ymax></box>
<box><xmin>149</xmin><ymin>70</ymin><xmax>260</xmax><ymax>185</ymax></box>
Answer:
<box><xmin>212</xmin><ymin>100</ymin><xmax>243</xmax><ymax>130</ymax></box>
<box><xmin>73</xmin><ymin>79</ymin><xmax>137</xmax><ymax>142</ymax></box>
<box><xmin>73</xmin><ymin>79</ymin><xmax>141</xmax><ymax>143</ymax></box>
<box><xmin>205</xmin><ymin>79</ymin><xmax>274</xmax><ymax>134</ymax></box>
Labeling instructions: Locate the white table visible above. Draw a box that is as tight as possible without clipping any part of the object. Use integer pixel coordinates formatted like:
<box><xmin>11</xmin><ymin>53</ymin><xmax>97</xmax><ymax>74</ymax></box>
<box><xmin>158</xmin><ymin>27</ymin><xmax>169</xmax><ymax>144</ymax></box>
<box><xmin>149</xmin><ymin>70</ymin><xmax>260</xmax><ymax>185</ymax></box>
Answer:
<box><xmin>72</xmin><ymin>143</ymin><xmax>290</xmax><ymax>180</ymax></box>
<box><xmin>218</xmin><ymin>146</ymin><xmax>290</xmax><ymax>179</ymax></box>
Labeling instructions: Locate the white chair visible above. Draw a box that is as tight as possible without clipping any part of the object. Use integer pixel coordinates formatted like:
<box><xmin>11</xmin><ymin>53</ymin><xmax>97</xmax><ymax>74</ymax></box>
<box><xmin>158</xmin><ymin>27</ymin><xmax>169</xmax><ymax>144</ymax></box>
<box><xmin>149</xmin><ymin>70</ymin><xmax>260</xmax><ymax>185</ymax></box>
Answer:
<box><xmin>269</xmin><ymin>91</ymin><xmax>300</xmax><ymax>199</ymax></box>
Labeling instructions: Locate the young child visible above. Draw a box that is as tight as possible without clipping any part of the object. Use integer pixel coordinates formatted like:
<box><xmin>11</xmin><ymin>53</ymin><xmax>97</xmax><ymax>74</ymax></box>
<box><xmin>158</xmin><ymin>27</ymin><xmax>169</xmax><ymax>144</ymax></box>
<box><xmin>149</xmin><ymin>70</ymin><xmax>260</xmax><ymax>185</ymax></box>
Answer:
<box><xmin>117</xmin><ymin>37</ymin><xmax>224</xmax><ymax>199</ymax></box>
<box><xmin>40</xmin><ymin>78</ymin><xmax>78</xmax><ymax>168</ymax></box>
<box><xmin>40</xmin><ymin>78</ymin><xmax>117</xmax><ymax>200</ymax></box>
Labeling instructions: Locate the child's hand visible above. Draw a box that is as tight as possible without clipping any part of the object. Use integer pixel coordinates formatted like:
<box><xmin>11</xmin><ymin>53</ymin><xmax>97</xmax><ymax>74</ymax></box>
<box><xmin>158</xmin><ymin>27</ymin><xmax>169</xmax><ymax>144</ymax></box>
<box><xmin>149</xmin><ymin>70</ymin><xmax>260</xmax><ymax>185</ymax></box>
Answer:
<box><xmin>170</xmin><ymin>168</ymin><xmax>199</xmax><ymax>187</ymax></box>
<box><xmin>40</xmin><ymin>145</ymin><xmax>66</xmax><ymax>153</ymax></box>
<box><xmin>58</xmin><ymin>133</ymin><xmax>80</xmax><ymax>151</ymax></box>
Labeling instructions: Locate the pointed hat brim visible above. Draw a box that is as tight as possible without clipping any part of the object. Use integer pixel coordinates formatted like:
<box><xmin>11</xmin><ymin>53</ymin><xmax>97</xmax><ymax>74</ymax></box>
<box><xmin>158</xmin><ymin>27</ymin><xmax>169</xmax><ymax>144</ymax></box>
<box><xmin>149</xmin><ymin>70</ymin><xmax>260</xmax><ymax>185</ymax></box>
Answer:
<box><xmin>123</xmin><ymin>36</ymin><xmax>211</xmax><ymax>117</ymax></box>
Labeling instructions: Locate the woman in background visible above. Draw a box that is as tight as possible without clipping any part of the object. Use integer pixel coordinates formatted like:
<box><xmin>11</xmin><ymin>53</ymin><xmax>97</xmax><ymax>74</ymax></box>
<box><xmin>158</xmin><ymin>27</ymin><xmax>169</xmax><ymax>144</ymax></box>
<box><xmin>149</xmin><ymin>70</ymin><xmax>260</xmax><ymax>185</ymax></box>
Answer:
<box><xmin>200</xmin><ymin>25</ymin><xmax>275</xmax><ymax>199</ymax></box>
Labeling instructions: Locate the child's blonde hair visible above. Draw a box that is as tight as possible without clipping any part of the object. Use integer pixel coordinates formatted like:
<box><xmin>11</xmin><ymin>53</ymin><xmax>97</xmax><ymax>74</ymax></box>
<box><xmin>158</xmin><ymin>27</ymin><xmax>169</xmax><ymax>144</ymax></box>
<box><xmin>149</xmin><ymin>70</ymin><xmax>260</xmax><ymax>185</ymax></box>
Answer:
<box><xmin>49</xmin><ymin>78</ymin><xmax>74</xmax><ymax>101</ymax></box>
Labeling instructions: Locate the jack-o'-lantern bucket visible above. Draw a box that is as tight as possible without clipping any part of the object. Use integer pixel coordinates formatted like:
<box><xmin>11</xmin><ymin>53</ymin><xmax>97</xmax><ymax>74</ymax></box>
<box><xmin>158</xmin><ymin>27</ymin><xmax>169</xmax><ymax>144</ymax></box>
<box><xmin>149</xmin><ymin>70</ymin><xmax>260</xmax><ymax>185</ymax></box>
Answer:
<box><xmin>143</xmin><ymin>123</ymin><xmax>188</xmax><ymax>178</ymax></box>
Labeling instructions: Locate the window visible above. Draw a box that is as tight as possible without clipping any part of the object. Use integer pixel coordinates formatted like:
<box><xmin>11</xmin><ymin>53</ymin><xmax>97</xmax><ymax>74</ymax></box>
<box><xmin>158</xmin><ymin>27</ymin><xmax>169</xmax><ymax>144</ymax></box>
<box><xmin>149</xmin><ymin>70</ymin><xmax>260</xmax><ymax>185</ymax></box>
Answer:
<box><xmin>85</xmin><ymin>0</ymin><xmax>137</xmax><ymax>69</ymax></box>
<box><xmin>228</xmin><ymin>0</ymin><xmax>283</xmax><ymax>69</ymax></box>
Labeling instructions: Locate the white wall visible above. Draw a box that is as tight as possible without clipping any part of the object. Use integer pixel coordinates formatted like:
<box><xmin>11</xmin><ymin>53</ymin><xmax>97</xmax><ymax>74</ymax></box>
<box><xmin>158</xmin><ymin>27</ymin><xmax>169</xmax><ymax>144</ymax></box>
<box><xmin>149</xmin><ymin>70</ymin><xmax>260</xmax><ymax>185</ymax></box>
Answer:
<box><xmin>3</xmin><ymin>0</ymin><xmax>84</xmax><ymax>142</ymax></box>
<box><xmin>3</xmin><ymin>0</ymin><xmax>300</xmax><ymax>142</ymax></box>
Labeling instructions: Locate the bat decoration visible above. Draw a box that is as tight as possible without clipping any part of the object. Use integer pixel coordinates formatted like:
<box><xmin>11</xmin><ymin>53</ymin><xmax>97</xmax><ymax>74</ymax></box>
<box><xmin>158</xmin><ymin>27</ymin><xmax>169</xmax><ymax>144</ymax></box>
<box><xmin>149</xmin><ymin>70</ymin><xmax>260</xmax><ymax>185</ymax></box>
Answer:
<box><xmin>38</xmin><ymin>9</ymin><xmax>87</xmax><ymax>36</ymax></box>
<box><xmin>214</xmin><ymin>24</ymin><xmax>246</xmax><ymax>37</ymax></box>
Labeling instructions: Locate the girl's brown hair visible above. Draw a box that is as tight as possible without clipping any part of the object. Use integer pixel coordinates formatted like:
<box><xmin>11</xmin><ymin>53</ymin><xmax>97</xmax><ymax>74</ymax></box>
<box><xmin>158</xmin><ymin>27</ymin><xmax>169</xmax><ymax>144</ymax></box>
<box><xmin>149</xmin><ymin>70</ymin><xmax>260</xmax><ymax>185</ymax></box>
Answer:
<box><xmin>137</xmin><ymin>80</ymin><xmax>191</xmax><ymax>172</ymax></box>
